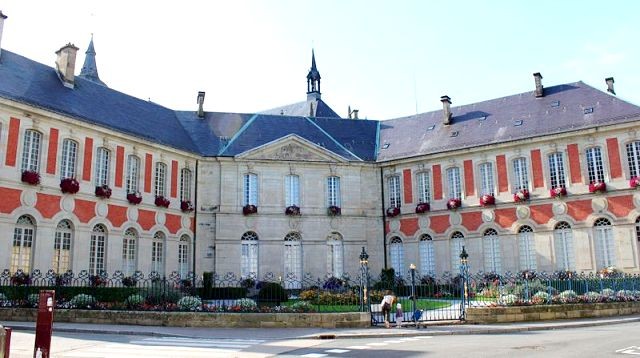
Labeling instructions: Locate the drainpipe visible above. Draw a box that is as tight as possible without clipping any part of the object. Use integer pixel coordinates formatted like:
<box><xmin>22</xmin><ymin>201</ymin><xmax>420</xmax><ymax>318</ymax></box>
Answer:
<box><xmin>380</xmin><ymin>167</ymin><xmax>388</xmax><ymax>269</ymax></box>
<box><xmin>192</xmin><ymin>159</ymin><xmax>199</xmax><ymax>282</ymax></box>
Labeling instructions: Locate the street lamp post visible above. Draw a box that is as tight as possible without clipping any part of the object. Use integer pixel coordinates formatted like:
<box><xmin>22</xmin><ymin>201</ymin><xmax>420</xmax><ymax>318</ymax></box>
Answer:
<box><xmin>409</xmin><ymin>263</ymin><xmax>417</xmax><ymax>325</ymax></box>
<box><xmin>359</xmin><ymin>247</ymin><xmax>369</xmax><ymax>312</ymax></box>
<box><xmin>459</xmin><ymin>246</ymin><xmax>469</xmax><ymax>321</ymax></box>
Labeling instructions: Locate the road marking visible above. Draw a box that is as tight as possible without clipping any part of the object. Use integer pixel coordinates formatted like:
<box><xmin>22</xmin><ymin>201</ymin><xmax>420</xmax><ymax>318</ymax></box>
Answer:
<box><xmin>129</xmin><ymin>336</ymin><xmax>264</xmax><ymax>349</ymax></box>
<box><xmin>346</xmin><ymin>345</ymin><xmax>371</xmax><ymax>349</ymax></box>
<box><xmin>326</xmin><ymin>349</ymin><xmax>350</xmax><ymax>353</ymax></box>
<box><xmin>616</xmin><ymin>346</ymin><xmax>640</xmax><ymax>355</ymax></box>
<box><xmin>367</xmin><ymin>342</ymin><xmax>388</xmax><ymax>346</ymax></box>
<box><xmin>384</xmin><ymin>340</ymin><xmax>405</xmax><ymax>344</ymax></box>
<box><xmin>300</xmin><ymin>354</ymin><xmax>328</xmax><ymax>358</ymax></box>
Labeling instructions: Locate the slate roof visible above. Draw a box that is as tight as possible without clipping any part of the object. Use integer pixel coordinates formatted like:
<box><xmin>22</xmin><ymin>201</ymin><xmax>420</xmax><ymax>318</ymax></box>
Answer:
<box><xmin>377</xmin><ymin>82</ymin><xmax>640</xmax><ymax>161</ymax></box>
<box><xmin>260</xmin><ymin>98</ymin><xmax>342</xmax><ymax>118</ymax></box>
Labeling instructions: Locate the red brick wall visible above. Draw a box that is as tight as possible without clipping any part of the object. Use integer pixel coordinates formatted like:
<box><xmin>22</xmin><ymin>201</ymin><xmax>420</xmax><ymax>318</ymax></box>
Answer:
<box><xmin>139</xmin><ymin>209</ymin><xmax>156</xmax><ymax>230</ymax></box>
<box><xmin>74</xmin><ymin>199</ymin><xmax>96</xmax><ymax>223</ymax></box>
<box><xmin>463</xmin><ymin>160</ymin><xmax>474</xmax><ymax>197</ymax></box>
<box><xmin>5</xmin><ymin>117</ymin><xmax>20</xmax><ymax>166</ymax></box>
<box><xmin>166</xmin><ymin>214</ymin><xmax>182</xmax><ymax>234</ymax></box>
<box><xmin>530</xmin><ymin>204</ymin><xmax>553</xmax><ymax>225</ymax></box>
<box><xmin>494</xmin><ymin>208</ymin><xmax>517</xmax><ymax>229</ymax></box>
<box><xmin>144</xmin><ymin>153</ymin><xmax>153</xmax><ymax>193</ymax></box>
<box><xmin>432</xmin><ymin>164</ymin><xmax>443</xmax><ymax>200</ymax></box>
<box><xmin>461</xmin><ymin>212</ymin><xmax>483</xmax><ymax>231</ymax></box>
<box><xmin>46</xmin><ymin>128</ymin><xmax>59</xmax><ymax>175</ymax></box>
<box><xmin>530</xmin><ymin>149</ymin><xmax>543</xmax><ymax>188</ymax></box>
<box><xmin>402</xmin><ymin>169</ymin><xmax>413</xmax><ymax>204</ymax></box>
<box><xmin>0</xmin><ymin>187</ymin><xmax>22</xmax><ymax>213</ymax></box>
<box><xmin>567</xmin><ymin>200</ymin><xmax>593</xmax><ymax>222</ymax></box>
<box><xmin>399</xmin><ymin>217</ymin><xmax>419</xmax><ymax>236</ymax></box>
<box><xmin>429</xmin><ymin>214</ymin><xmax>449</xmax><ymax>233</ymax></box>
<box><xmin>496</xmin><ymin>155</ymin><xmax>508</xmax><ymax>193</ymax></box>
<box><xmin>608</xmin><ymin>195</ymin><xmax>634</xmax><ymax>218</ymax></box>
<box><xmin>115</xmin><ymin>146</ymin><xmax>124</xmax><ymax>188</ymax></box>
<box><xmin>171</xmin><ymin>160</ymin><xmax>179</xmax><ymax>198</ymax></box>
<box><xmin>82</xmin><ymin>137</ymin><xmax>93</xmax><ymax>181</ymax></box>
<box><xmin>35</xmin><ymin>193</ymin><xmax>61</xmax><ymax>219</ymax></box>
<box><xmin>567</xmin><ymin>144</ymin><xmax>582</xmax><ymax>184</ymax></box>
<box><xmin>606</xmin><ymin>138</ymin><xmax>622</xmax><ymax>179</ymax></box>
<box><xmin>107</xmin><ymin>204</ymin><xmax>128</xmax><ymax>228</ymax></box>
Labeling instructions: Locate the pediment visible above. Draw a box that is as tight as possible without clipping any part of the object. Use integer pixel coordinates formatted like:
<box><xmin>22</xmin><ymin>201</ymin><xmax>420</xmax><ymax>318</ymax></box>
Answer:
<box><xmin>237</xmin><ymin>135</ymin><xmax>347</xmax><ymax>162</ymax></box>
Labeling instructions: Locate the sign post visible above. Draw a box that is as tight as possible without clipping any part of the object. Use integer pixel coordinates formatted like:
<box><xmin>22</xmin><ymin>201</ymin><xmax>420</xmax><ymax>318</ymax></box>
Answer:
<box><xmin>33</xmin><ymin>290</ymin><xmax>55</xmax><ymax>358</ymax></box>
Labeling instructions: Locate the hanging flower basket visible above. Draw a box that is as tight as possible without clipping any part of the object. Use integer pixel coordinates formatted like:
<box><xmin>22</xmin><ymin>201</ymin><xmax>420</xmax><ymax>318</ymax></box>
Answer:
<box><xmin>588</xmin><ymin>181</ymin><xmax>607</xmax><ymax>194</ymax></box>
<box><xmin>60</xmin><ymin>178</ymin><xmax>80</xmax><ymax>194</ymax></box>
<box><xmin>630</xmin><ymin>177</ymin><xmax>640</xmax><ymax>189</ymax></box>
<box><xmin>285</xmin><ymin>205</ymin><xmax>300</xmax><ymax>216</ymax></box>
<box><xmin>550</xmin><ymin>187</ymin><xmax>567</xmax><ymax>199</ymax></box>
<box><xmin>327</xmin><ymin>205</ymin><xmax>341</xmax><ymax>216</ymax></box>
<box><xmin>243</xmin><ymin>204</ymin><xmax>258</xmax><ymax>215</ymax></box>
<box><xmin>415</xmin><ymin>202</ymin><xmax>430</xmax><ymax>214</ymax></box>
<box><xmin>155</xmin><ymin>196</ymin><xmax>170</xmax><ymax>208</ymax></box>
<box><xmin>513</xmin><ymin>189</ymin><xmax>530</xmax><ymax>203</ymax></box>
<box><xmin>127</xmin><ymin>191</ymin><xmax>143</xmax><ymax>205</ymax></box>
<box><xmin>21</xmin><ymin>170</ymin><xmax>40</xmax><ymax>185</ymax></box>
<box><xmin>95</xmin><ymin>184</ymin><xmax>112</xmax><ymax>199</ymax></box>
<box><xmin>386</xmin><ymin>206</ymin><xmax>400</xmax><ymax>217</ymax></box>
<box><xmin>181</xmin><ymin>200</ymin><xmax>194</xmax><ymax>212</ymax></box>
<box><xmin>446</xmin><ymin>198</ymin><xmax>462</xmax><ymax>211</ymax></box>
<box><xmin>479</xmin><ymin>194</ymin><xmax>495</xmax><ymax>207</ymax></box>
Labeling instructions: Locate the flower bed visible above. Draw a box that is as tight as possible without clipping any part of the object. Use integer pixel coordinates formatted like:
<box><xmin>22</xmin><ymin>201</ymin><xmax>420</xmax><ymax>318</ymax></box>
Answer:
<box><xmin>155</xmin><ymin>196</ymin><xmax>170</xmax><ymax>208</ymax></box>
<box><xmin>60</xmin><ymin>178</ymin><xmax>80</xmax><ymax>194</ymax></box>
<box><xmin>95</xmin><ymin>185</ymin><xmax>112</xmax><ymax>199</ymax></box>
<box><xmin>21</xmin><ymin>170</ymin><xmax>40</xmax><ymax>185</ymax></box>
<box><xmin>243</xmin><ymin>204</ymin><xmax>258</xmax><ymax>215</ymax></box>
<box><xmin>415</xmin><ymin>202</ymin><xmax>430</xmax><ymax>214</ymax></box>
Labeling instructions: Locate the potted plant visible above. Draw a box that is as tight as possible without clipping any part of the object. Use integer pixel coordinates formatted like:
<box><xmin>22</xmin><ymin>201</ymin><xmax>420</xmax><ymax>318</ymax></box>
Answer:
<box><xmin>415</xmin><ymin>202</ymin><xmax>430</xmax><ymax>214</ymax></box>
<box><xmin>513</xmin><ymin>189</ymin><xmax>530</xmax><ymax>203</ymax></box>
<box><xmin>327</xmin><ymin>205</ymin><xmax>341</xmax><ymax>216</ymax></box>
<box><xmin>60</xmin><ymin>177</ymin><xmax>80</xmax><ymax>194</ymax></box>
<box><xmin>243</xmin><ymin>204</ymin><xmax>258</xmax><ymax>215</ymax></box>
<box><xmin>181</xmin><ymin>200</ymin><xmax>194</xmax><ymax>212</ymax></box>
<box><xmin>21</xmin><ymin>170</ymin><xmax>40</xmax><ymax>185</ymax></box>
<box><xmin>588</xmin><ymin>181</ymin><xmax>606</xmax><ymax>193</ymax></box>
<box><xmin>479</xmin><ymin>194</ymin><xmax>495</xmax><ymax>207</ymax></box>
<box><xmin>127</xmin><ymin>191</ymin><xmax>143</xmax><ymax>205</ymax></box>
<box><xmin>155</xmin><ymin>196</ymin><xmax>170</xmax><ymax>208</ymax></box>
<box><xmin>386</xmin><ymin>206</ymin><xmax>400</xmax><ymax>217</ymax></box>
<box><xmin>550</xmin><ymin>187</ymin><xmax>567</xmax><ymax>199</ymax></box>
<box><xmin>447</xmin><ymin>198</ymin><xmax>461</xmax><ymax>210</ymax></box>
<box><xmin>95</xmin><ymin>184</ymin><xmax>112</xmax><ymax>199</ymax></box>
<box><xmin>285</xmin><ymin>205</ymin><xmax>300</xmax><ymax>216</ymax></box>
<box><xmin>630</xmin><ymin>177</ymin><xmax>640</xmax><ymax>189</ymax></box>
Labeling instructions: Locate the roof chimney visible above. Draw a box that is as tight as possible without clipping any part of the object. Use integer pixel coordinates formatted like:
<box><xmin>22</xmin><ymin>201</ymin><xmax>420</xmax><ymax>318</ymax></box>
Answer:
<box><xmin>0</xmin><ymin>11</ymin><xmax>7</xmax><ymax>60</ymax></box>
<box><xmin>605</xmin><ymin>77</ymin><xmax>615</xmax><ymax>95</ymax></box>
<box><xmin>440</xmin><ymin>95</ymin><xmax>452</xmax><ymax>125</ymax></box>
<box><xmin>348</xmin><ymin>106</ymin><xmax>359</xmax><ymax>119</ymax></box>
<box><xmin>197</xmin><ymin>91</ymin><xmax>206</xmax><ymax>118</ymax></box>
<box><xmin>533</xmin><ymin>72</ymin><xmax>544</xmax><ymax>97</ymax></box>
<box><xmin>55</xmin><ymin>43</ymin><xmax>79</xmax><ymax>88</ymax></box>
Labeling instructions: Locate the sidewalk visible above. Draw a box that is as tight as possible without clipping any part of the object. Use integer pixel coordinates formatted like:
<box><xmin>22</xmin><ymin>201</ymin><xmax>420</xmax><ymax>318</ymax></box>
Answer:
<box><xmin>4</xmin><ymin>315</ymin><xmax>640</xmax><ymax>340</ymax></box>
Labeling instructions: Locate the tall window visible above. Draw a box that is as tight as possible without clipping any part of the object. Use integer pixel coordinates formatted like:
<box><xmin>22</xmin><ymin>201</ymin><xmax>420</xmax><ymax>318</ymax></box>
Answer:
<box><xmin>21</xmin><ymin>130</ymin><xmax>41</xmax><ymax>172</ymax></box>
<box><xmin>125</xmin><ymin>155</ymin><xmax>140</xmax><ymax>194</ymax></box>
<box><xmin>151</xmin><ymin>232</ymin><xmax>165</xmax><ymax>274</ymax></box>
<box><xmin>327</xmin><ymin>176</ymin><xmax>341</xmax><ymax>207</ymax></box>
<box><xmin>417</xmin><ymin>171</ymin><xmax>431</xmax><ymax>203</ymax></box>
<box><xmin>389</xmin><ymin>237</ymin><xmax>404</xmax><ymax>277</ymax></box>
<box><xmin>518</xmin><ymin>226</ymin><xmax>537</xmax><ymax>271</ymax></box>
<box><xmin>388</xmin><ymin>175</ymin><xmax>401</xmax><ymax>208</ymax></box>
<box><xmin>483</xmin><ymin>229</ymin><xmax>501</xmax><ymax>273</ymax></box>
<box><xmin>89</xmin><ymin>224</ymin><xmax>107</xmax><ymax>275</ymax></box>
<box><xmin>450</xmin><ymin>231</ymin><xmax>465</xmax><ymax>271</ymax></box>
<box><xmin>284</xmin><ymin>232</ymin><xmax>302</xmax><ymax>289</ymax></box>
<box><xmin>594</xmin><ymin>218</ymin><xmax>616</xmax><ymax>269</ymax></box>
<box><xmin>178</xmin><ymin>235</ymin><xmax>190</xmax><ymax>278</ymax></box>
<box><xmin>553</xmin><ymin>222</ymin><xmax>575</xmax><ymax>271</ymax></box>
<box><xmin>122</xmin><ymin>228</ymin><xmax>137</xmax><ymax>276</ymax></box>
<box><xmin>446</xmin><ymin>167</ymin><xmax>462</xmax><ymax>199</ymax></box>
<box><xmin>180</xmin><ymin>168</ymin><xmax>192</xmax><ymax>202</ymax></box>
<box><xmin>626</xmin><ymin>141</ymin><xmax>640</xmax><ymax>178</ymax></box>
<box><xmin>419</xmin><ymin>234</ymin><xmax>435</xmax><ymax>276</ymax></box>
<box><xmin>60</xmin><ymin>139</ymin><xmax>78</xmax><ymax>179</ymax></box>
<box><xmin>241</xmin><ymin>231</ymin><xmax>259</xmax><ymax>278</ymax></box>
<box><xmin>11</xmin><ymin>215</ymin><xmax>35</xmax><ymax>273</ymax></box>
<box><xmin>243</xmin><ymin>173</ymin><xmax>258</xmax><ymax>206</ymax></box>
<box><xmin>95</xmin><ymin>147</ymin><xmax>110</xmax><ymax>186</ymax></box>
<box><xmin>479</xmin><ymin>163</ymin><xmax>495</xmax><ymax>196</ymax></box>
<box><xmin>548</xmin><ymin>152</ymin><xmax>566</xmax><ymax>189</ymax></box>
<box><xmin>586</xmin><ymin>147</ymin><xmax>605</xmax><ymax>184</ymax></box>
<box><xmin>154</xmin><ymin>162</ymin><xmax>167</xmax><ymax>197</ymax></box>
<box><xmin>285</xmin><ymin>174</ymin><xmax>300</xmax><ymax>207</ymax></box>
<box><xmin>53</xmin><ymin>220</ymin><xmax>73</xmax><ymax>273</ymax></box>
<box><xmin>636</xmin><ymin>217</ymin><xmax>640</xmax><ymax>242</ymax></box>
<box><xmin>513</xmin><ymin>157</ymin><xmax>529</xmax><ymax>191</ymax></box>
<box><xmin>327</xmin><ymin>232</ymin><xmax>344</xmax><ymax>278</ymax></box>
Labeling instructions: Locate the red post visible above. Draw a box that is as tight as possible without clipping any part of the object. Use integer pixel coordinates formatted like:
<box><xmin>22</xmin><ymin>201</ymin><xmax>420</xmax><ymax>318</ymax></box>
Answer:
<box><xmin>33</xmin><ymin>290</ymin><xmax>55</xmax><ymax>358</ymax></box>
<box><xmin>3</xmin><ymin>327</ymin><xmax>11</xmax><ymax>358</ymax></box>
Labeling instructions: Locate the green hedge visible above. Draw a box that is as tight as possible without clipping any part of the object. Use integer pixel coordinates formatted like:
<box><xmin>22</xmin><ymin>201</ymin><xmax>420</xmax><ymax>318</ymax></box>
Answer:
<box><xmin>0</xmin><ymin>286</ymin><xmax>139</xmax><ymax>302</ymax></box>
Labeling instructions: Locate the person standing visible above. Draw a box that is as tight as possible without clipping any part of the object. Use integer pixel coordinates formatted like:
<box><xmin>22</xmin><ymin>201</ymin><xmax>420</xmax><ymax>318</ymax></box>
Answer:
<box><xmin>380</xmin><ymin>290</ymin><xmax>395</xmax><ymax>328</ymax></box>
<box><xmin>395</xmin><ymin>302</ymin><xmax>403</xmax><ymax>328</ymax></box>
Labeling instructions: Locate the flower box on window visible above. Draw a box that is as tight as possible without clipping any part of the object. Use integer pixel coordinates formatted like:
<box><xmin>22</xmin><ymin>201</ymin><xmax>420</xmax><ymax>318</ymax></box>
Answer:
<box><xmin>60</xmin><ymin>178</ymin><xmax>80</xmax><ymax>194</ymax></box>
<box><xmin>386</xmin><ymin>206</ymin><xmax>400</xmax><ymax>217</ymax></box>
<box><xmin>127</xmin><ymin>191</ymin><xmax>143</xmax><ymax>205</ymax></box>
<box><xmin>10</xmin><ymin>272</ymin><xmax>30</xmax><ymax>286</ymax></box>
<box><xmin>327</xmin><ymin>205</ymin><xmax>341</xmax><ymax>216</ymax></box>
<box><xmin>21</xmin><ymin>170</ymin><xmax>40</xmax><ymax>185</ymax></box>
<box><xmin>513</xmin><ymin>189</ymin><xmax>530</xmax><ymax>203</ymax></box>
<box><xmin>588</xmin><ymin>181</ymin><xmax>607</xmax><ymax>194</ymax></box>
<box><xmin>479</xmin><ymin>194</ymin><xmax>495</xmax><ymax>207</ymax></box>
<box><xmin>95</xmin><ymin>185</ymin><xmax>112</xmax><ymax>199</ymax></box>
<box><xmin>285</xmin><ymin>205</ymin><xmax>300</xmax><ymax>216</ymax></box>
<box><xmin>415</xmin><ymin>202</ymin><xmax>430</xmax><ymax>214</ymax></box>
<box><xmin>155</xmin><ymin>196</ymin><xmax>170</xmax><ymax>208</ymax></box>
<box><xmin>243</xmin><ymin>204</ymin><xmax>258</xmax><ymax>215</ymax></box>
<box><xmin>630</xmin><ymin>177</ymin><xmax>640</xmax><ymax>189</ymax></box>
<box><xmin>446</xmin><ymin>198</ymin><xmax>462</xmax><ymax>211</ymax></box>
<box><xmin>550</xmin><ymin>187</ymin><xmax>567</xmax><ymax>199</ymax></box>
<box><xmin>181</xmin><ymin>200</ymin><xmax>194</xmax><ymax>212</ymax></box>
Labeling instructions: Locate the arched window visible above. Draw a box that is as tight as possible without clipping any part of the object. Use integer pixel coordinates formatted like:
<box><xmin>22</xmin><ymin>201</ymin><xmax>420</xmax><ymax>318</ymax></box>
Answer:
<box><xmin>284</xmin><ymin>232</ymin><xmax>302</xmax><ymax>289</ymax></box>
<box><xmin>285</xmin><ymin>174</ymin><xmax>300</xmax><ymax>207</ymax></box>
<box><xmin>180</xmin><ymin>168</ymin><xmax>192</xmax><ymax>202</ymax></box>
<box><xmin>518</xmin><ymin>225</ymin><xmax>537</xmax><ymax>271</ymax></box>
<box><xmin>95</xmin><ymin>147</ymin><xmax>110</xmax><ymax>187</ymax></box>
<box><xmin>594</xmin><ymin>218</ymin><xmax>616</xmax><ymax>269</ymax></box>
<box><xmin>553</xmin><ymin>222</ymin><xmax>575</xmax><ymax>271</ymax></box>
<box><xmin>327</xmin><ymin>232</ymin><xmax>343</xmax><ymax>278</ymax></box>
<box><xmin>60</xmin><ymin>139</ymin><xmax>78</xmax><ymax>179</ymax></box>
<box><xmin>241</xmin><ymin>231</ymin><xmax>259</xmax><ymax>278</ymax></box>
<box><xmin>122</xmin><ymin>228</ymin><xmax>138</xmax><ymax>276</ymax></box>
<box><xmin>389</xmin><ymin>236</ymin><xmax>404</xmax><ymax>277</ymax></box>
<box><xmin>586</xmin><ymin>147</ymin><xmax>605</xmax><ymax>184</ymax></box>
<box><xmin>419</xmin><ymin>234</ymin><xmax>435</xmax><ymax>276</ymax></box>
<box><xmin>12</xmin><ymin>215</ymin><xmax>35</xmax><ymax>273</ymax></box>
<box><xmin>53</xmin><ymin>220</ymin><xmax>73</xmax><ymax>273</ymax></box>
<box><xmin>152</xmin><ymin>231</ymin><xmax>165</xmax><ymax>274</ymax></box>
<box><xmin>125</xmin><ymin>155</ymin><xmax>140</xmax><ymax>194</ymax></box>
<box><xmin>178</xmin><ymin>235</ymin><xmax>190</xmax><ymax>278</ymax></box>
<box><xmin>450</xmin><ymin>231</ymin><xmax>465</xmax><ymax>270</ymax></box>
<box><xmin>483</xmin><ymin>229</ymin><xmax>501</xmax><ymax>273</ymax></box>
<box><xmin>89</xmin><ymin>224</ymin><xmax>107</xmax><ymax>275</ymax></box>
<box><xmin>154</xmin><ymin>162</ymin><xmax>167</xmax><ymax>198</ymax></box>
<box><xmin>21</xmin><ymin>130</ymin><xmax>42</xmax><ymax>173</ymax></box>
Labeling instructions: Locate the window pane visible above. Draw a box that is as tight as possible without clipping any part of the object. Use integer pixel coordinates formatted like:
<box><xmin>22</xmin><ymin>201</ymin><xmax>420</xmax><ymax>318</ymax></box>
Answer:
<box><xmin>21</xmin><ymin>130</ymin><xmax>41</xmax><ymax>172</ymax></box>
<box><xmin>419</xmin><ymin>234</ymin><xmax>435</xmax><ymax>276</ymax></box>
<box><xmin>513</xmin><ymin>157</ymin><xmax>529</xmax><ymax>191</ymax></box>
<box><xmin>417</xmin><ymin>172</ymin><xmax>431</xmax><ymax>203</ymax></box>
<box><xmin>154</xmin><ymin>163</ymin><xmax>167</xmax><ymax>197</ymax></box>
<box><xmin>61</xmin><ymin>140</ymin><xmax>78</xmax><ymax>179</ymax></box>
<box><xmin>95</xmin><ymin>148</ymin><xmax>110</xmax><ymax>186</ymax></box>
<box><xmin>447</xmin><ymin>167</ymin><xmax>461</xmax><ymax>199</ymax></box>
<box><xmin>483</xmin><ymin>229</ymin><xmax>501</xmax><ymax>273</ymax></box>
<box><xmin>479</xmin><ymin>163</ymin><xmax>494</xmax><ymax>196</ymax></box>
<box><xmin>285</xmin><ymin>175</ymin><xmax>300</xmax><ymax>207</ymax></box>
<box><xmin>627</xmin><ymin>141</ymin><xmax>640</xmax><ymax>178</ymax></box>
<box><xmin>388</xmin><ymin>176</ymin><xmax>401</xmax><ymax>208</ymax></box>
<box><xmin>180</xmin><ymin>169</ymin><xmax>192</xmax><ymax>201</ymax></box>
<box><xmin>389</xmin><ymin>237</ymin><xmax>404</xmax><ymax>277</ymax></box>
<box><xmin>327</xmin><ymin>176</ymin><xmax>341</xmax><ymax>207</ymax></box>
<box><xmin>586</xmin><ymin>147</ymin><xmax>605</xmax><ymax>184</ymax></box>
<box><xmin>126</xmin><ymin>156</ymin><xmax>140</xmax><ymax>194</ymax></box>
<box><xmin>548</xmin><ymin>152</ymin><xmax>566</xmax><ymax>189</ymax></box>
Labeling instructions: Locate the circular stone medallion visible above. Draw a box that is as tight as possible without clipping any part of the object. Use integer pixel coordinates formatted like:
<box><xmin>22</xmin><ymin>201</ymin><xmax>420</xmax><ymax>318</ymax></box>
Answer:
<box><xmin>156</xmin><ymin>211</ymin><xmax>166</xmax><ymax>225</ymax></box>
<box><xmin>634</xmin><ymin>192</ymin><xmax>640</xmax><ymax>208</ymax></box>
<box><xmin>21</xmin><ymin>188</ymin><xmax>37</xmax><ymax>207</ymax></box>
<box><xmin>182</xmin><ymin>215</ymin><xmax>191</xmax><ymax>229</ymax></box>
<box><xmin>591</xmin><ymin>197</ymin><xmax>608</xmax><ymax>213</ymax></box>
<box><xmin>95</xmin><ymin>201</ymin><xmax>108</xmax><ymax>217</ymax></box>
<box><xmin>516</xmin><ymin>206</ymin><xmax>530</xmax><ymax>220</ymax></box>
<box><xmin>552</xmin><ymin>201</ymin><xmax>567</xmax><ymax>216</ymax></box>
<box><xmin>60</xmin><ymin>196</ymin><xmax>75</xmax><ymax>213</ymax></box>
<box><xmin>389</xmin><ymin>219</ymin><xmax>400</xmax><ymax>232</ymax></box>
<box><xmin>127</xmin><ymin>207</ymin><xmax>139</xmax><ymax>222</ymax></box>
<box><xmin>449</xmin><ymin>211</ymin><xmax>461</xmax><ymax>226</ymax></box>
<box><xmin>418</xmin><ymin>215</ymin><xmax>430</xmax><ymax>230</ymax></box>
<box><xmin>482</xmin><ymin>209</ymin><xmax>495</xmax><ymax>223</ymax></box>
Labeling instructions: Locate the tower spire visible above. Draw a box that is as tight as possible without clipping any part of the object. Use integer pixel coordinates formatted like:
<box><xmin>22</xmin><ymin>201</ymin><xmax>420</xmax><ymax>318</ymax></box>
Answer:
<box><xmin>79</xmin><ymin>34</ymin><xmax>106</xmax><ymax>86</ymax></box>
<box><xmin>306</xmin><ymin>49</ymin><xmax>321</xmax><ymax>100</ymax></box>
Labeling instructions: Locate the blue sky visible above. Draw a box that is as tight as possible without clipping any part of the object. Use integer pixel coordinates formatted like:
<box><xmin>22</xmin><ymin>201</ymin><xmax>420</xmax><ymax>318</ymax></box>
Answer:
<box><xmin>2</xmin><ymin>0</ymin><xmax>638</xmax><ymax>120</ymax></box>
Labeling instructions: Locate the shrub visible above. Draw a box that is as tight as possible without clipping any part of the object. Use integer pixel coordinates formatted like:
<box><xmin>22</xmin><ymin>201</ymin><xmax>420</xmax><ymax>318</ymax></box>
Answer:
<box><xmin>0</xmin><ymin>293</ymin><xmax>7</xmax><ymax>302</ymax></box>
<box><xmin>584</xmin><ymin>291</ymin><xmax>601</xmax><ymax>302</ymax></box>
<box><xmin>121</xmin><ymin>276</ymin><xmax>137</xmax><ymax>287</ymax></box>
<box><xmin>70</xmin><ymin>294</ymin><xmax>96</xmax><ymax>308</ymax></box>
<box><xmin>177</xmin><ymin>296</ymin><xmax>202</xmax><ymax>311</ymax></box>
<box><xmin>299</xmin><ymin>289</ymin><xmax>318</xmax><ymax>301</ymax></box>
<box><xmin>235</xmin><ymin>298</ymin><xmax>257</xmax><ymax>310</ymax></box>
<box><xmin>601</xmin><ymin>288</ymin><xmax>615</xmax><ymax>297</ymax></box>
<box><xmin>290</xmin><ymin>301</ymin><xmax>315</xmax><ymax>312</ymax></box>
<box><xmin>617</xmin><ymin>290</ymin><xmax>634</xmax><ymax>299</ymax></box>
<box><xmin>144</xmin><ymin>282</ymin><xmax>183</xmax><ymax>305</ymax></box>
<box><xmin>533</xmin><ymin>291</ymin><xmax>550</xmax><ymax>302</ymax></box>
<box><xmin>202</xmin><ymin>272</ymin><xmax>214</xmax><ymax>299</ymax></box>
<box><xmin>125</xmin><ymin>294</ymin><xmax>145</xmax><ymax>309</ymax></box>
<box><xmin>240</xmin><ymin>277</ymin><xmax>256</xmax><ymax>289</ymax></box>
<box><xmin>258</xmin><ymin>282</ymin><xmax>287</xmax><ymax>302</ymax></box>
<box><xmin>369</xmin><ymin>290</ymin><xmax>384</xmax><ymax>303</ymax></box>
<box><xmin>559</xmin><ymin>290</ymin><xmax>577</xmax><ymax>299</ymax></box>
<box><xmin>499</xmin><ymin>294</ymin><xmax>517</xmax><ymax>305</ymax></box>
<box><xmin>322</xmin><ymin>276</ymin><xmax>345</xmax><ymax>291</ymax></box>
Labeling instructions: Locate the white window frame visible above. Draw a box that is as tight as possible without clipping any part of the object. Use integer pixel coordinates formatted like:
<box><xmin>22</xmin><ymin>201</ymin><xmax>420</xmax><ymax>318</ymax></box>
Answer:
<box><xmin>479</xmin><ymin>162</ymin><xmax>495</xmax><ymax>196</ymax></box>
<box><xmin>483</xmin><ymin>229</ymin><xmax>501</xmax><ymax>273</ymax></box>
<box><xmin>178</xmin><ymin>235</ymin><xmax>190</xmax><ymax>279</ymax></box>
<box><xmin>151</xmin><ymin>231</ymin><xmax>165</xmax><ymax>274</ymax></box>
<box><xmin>626</xmin><ymin>141</ymin><xmax>640</xmax><ymax>178</ymax></box>
<box><xmin>53</xmin><ymin>220</ymin><xmax>73</xmax><ymax>274</ymax></box>
<box><xmin>389</xmin><ymin>236</ymin><xmax>404</xmax><ymax>278</ymax></box>
<box><xmin>284</xmin><ymin>232</ymin><xmax>302</xmax><ymax>289</ymax></box>
<box><xmin>95</xmin><ymin>147</ymin><xmax>110</xmax><ymax>187</ymax></box>
<box><xmin>285</xmin><ymin>174</ymin><xmax>300</xmax><ymax>207</ymax></box>
<box><xmin>12</xmin><ymin>215</ymin><xmax>35</xmax><ymax>273</ymax></box>
<box><xmin>446</xmin><ymin>167</ymin><xmax>462</xmax><ymax>199</ymax></box>
<box><xmin>548</xmin><ymin>152</ymin><xmax>566</xmax><ymax>189</ymax></box>
<box><xmin>419</xmin><ymin>234</ymin><xmax>435</xmax><ymax>276</ymax></box>
<box><xmin>154</xmin><ymin>162</ymin><xmax>167</xmax><ymax>198</ymax></box>
<box><xmin>243</xmin><ymin>173</ymin><xmax>258</xmax><ymax>206</ymax></box>
<box><xmin>513</xmin><ymin>157</ymin><xmax>529</xmax><ymax>191</ymax></box>
<box><xmin>553</xmin><ymin>222</ymin><xmax>575</xmax><ymax>271</ymax></box>
<box><xmin>89</xmin><ymin>224</ymin><xmax>107</xmax><ymax>275</ymax></box>
<box><xmin>416</xmin><ymin>171</ymin><xmax>431</xmax><ymax>203</ymax></box>
<box><xmin>594</xmin><ymin>218</ymin><xmax>616</xmax><ymax>269</ymax></box>
<box><xmin>126</xmin><ymin>155</ymin><xmax>140</xmax><ymax>194</ymax></box>
<box><xmin>327</xmin><ymin>232</ymin><xmax>344</xmax><ymax>278</ymax></box>
<box><xmin>60</xmin><ymin>139</ymin><xmax>78</xmax><ymax>179</ymax></box>
<box><xmin>122</xmin><ymin>228</ymin><xmax>137</xmax><ymax>276</ymax></box>
<box><xmin>585</xmin><ymin>147</ymin><xmax>605</xmax><ymax>184</ymax></box>
<box><xmin>21</xmin><ymin>130</ymin><xmax>41</xmax><ymax>173</ymax></box>
<box><xmin>327</xmin><ymin>176</ymin><xmax>341</xmax><ymax>207</ymax></box>
<box><xmin>518</xmin><ymin>226</ymin><xmax>537</xmax><ymax>271</ymax></box>
<box><xmin>180</xmin><ymin>168</ymin><xmax>192</xmax><ymax>202</ymax></box>
<box><xmin>388</xmin><ymin>175</ymin><xmax>401</xmax><ymax>208</ymax></box>
<box><xmin>241</xmin><ymin>231</ymin><xmax>259</xmax><ymax>279</ymax></box>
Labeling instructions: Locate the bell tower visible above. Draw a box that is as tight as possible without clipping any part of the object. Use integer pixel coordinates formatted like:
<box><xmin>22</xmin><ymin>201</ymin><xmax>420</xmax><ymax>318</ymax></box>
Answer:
<box><xmin>306</xmin><ymin>49</ymin><xmax>321</xmax><ymax>100</ymax></box>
